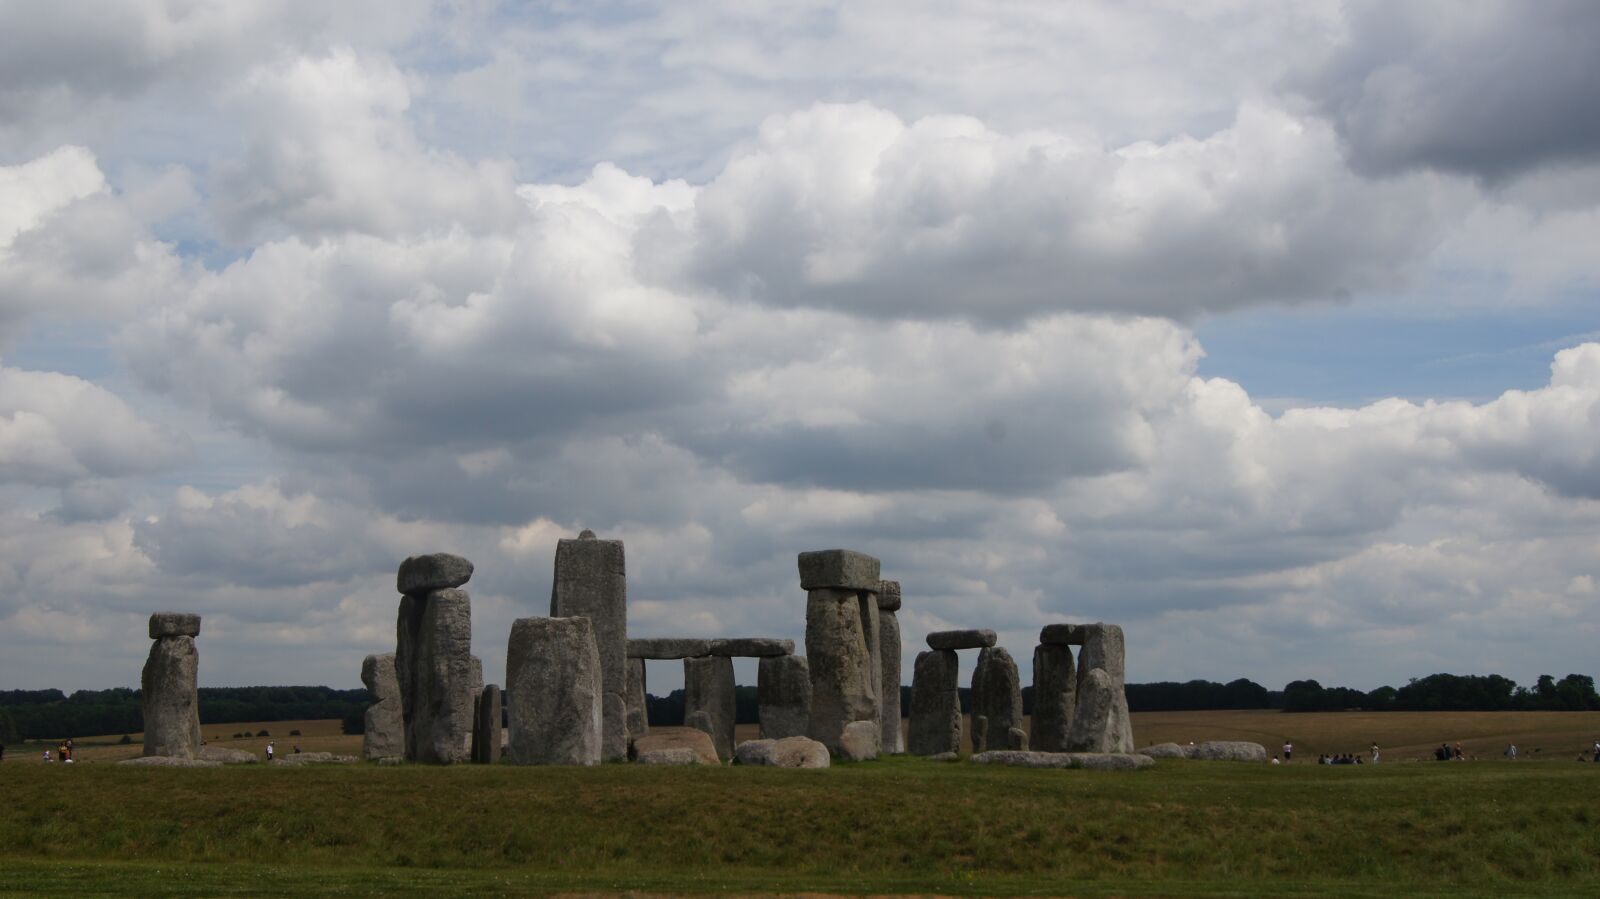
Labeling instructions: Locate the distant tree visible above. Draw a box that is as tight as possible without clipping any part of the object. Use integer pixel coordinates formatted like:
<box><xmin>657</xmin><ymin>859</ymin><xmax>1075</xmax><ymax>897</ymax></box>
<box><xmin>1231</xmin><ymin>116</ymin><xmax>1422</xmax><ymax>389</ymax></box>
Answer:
<box><xmin>341</xmin><ymin>712</ymin><xmax>364</xmax><ymax>735</ymax></box>
<box><xmin>0</xmin><ymin>708</ymin><xmax>19</xmax><ymax>743</ymax></box>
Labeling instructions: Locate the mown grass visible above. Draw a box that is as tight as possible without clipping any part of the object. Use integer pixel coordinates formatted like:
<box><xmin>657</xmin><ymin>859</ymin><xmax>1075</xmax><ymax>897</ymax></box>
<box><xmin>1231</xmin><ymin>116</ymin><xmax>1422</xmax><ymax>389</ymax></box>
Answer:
<box><xmin>3</xmin><ymin>754</ymin><xmax>1598</xmax><ymax>896</ymax></box>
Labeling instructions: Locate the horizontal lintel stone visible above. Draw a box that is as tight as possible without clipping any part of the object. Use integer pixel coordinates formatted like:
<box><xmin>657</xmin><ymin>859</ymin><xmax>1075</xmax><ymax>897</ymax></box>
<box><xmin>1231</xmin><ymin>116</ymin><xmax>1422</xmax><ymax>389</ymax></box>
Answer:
<box><xmin>627</xmin><ymin>638</ymin><xmax>715</xmax><ymax>659</ymax></box>
<box><xmin>149</xmin><ymin>612</ymin><xmax>201</xmax><ymax>639</ymax></box>
<box><xmin>797</xmin><ymin>549</ymin><xmax>881</xmax><ymax>591</ymax></box>
<box><xmin>926</xmin><ymin>628</ymin><xmax>996</xmax><ymax>651</ymax></box>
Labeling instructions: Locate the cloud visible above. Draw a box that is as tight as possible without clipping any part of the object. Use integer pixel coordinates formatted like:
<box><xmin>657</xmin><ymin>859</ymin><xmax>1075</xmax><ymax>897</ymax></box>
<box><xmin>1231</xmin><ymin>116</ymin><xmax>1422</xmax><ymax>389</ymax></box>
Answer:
<box><xmin>0</xmin><ymin>366</ymin><xmax>188</xmax><ymax>485</ymax></box>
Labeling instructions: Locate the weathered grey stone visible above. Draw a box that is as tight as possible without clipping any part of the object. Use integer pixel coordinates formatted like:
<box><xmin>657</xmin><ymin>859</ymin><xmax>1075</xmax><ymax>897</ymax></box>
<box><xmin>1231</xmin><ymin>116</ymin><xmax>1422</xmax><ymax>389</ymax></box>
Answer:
<box><xmin>685</xmin><ymin>709</ymin><xmax>713</xmax><ymax>737</ymax></box>
<box><xmin>636</xmin><ymin>747</ymin><xmax>704</xmax><ymax>765</ymax></box>
<box><xmin>506</xmin><ymin>616</ymin><xmax>602</xmax><ymax>766</ymax></box>
<box><xmin>908</xmin><ymin>649</ymin><xmax>961</xmax><ymax>756</ymax></box>
<box><xmin>119</xmin><ymin>755</ymin><xmax>220</xmax><ymax>768</ymax></box>
<box><xmin>1190</xmin><ymin>741</ymin><xmax>1269</xmax><ymax>762</ymax></box>
<box><xmin>969</xmin><ymin>750</ymin><xmax>1154</xmax><ymax>770</ymax></box>
<box><xmin>1066</xmin><ymin>667</ymin><xmax>1131</xmax><ymax>753</ymax></box>
<box><xmin>396</xmin><ymin>553</ymin><xmax>474</xmax><ymax>595</ymax></box>
<box><xmin>361</xmin><ymin>652</ymin><xmax>404</xmax><ymax>761</ymax></box>
<box><xmin>197</xmin><ymin>745</ymin><xmax>257</xmax><ymax>764</ymax></box>
<box><xmin>1031</xmin><ymin>643</ymin><xmax>1076</xmax><ymax>753</ymax></box>
<box><xmin>709</xmin><ymin>638</ymin><xmax>795</xmax><ymax>657</ymax></box>
<box><xmin>473</xmin><ymin>684</ymin><xmax>502</xmax><ymax>764</ymax></box>
<box><xmin>734</xmin><ymin>736</ymin><xmax>830</xmax><ymax>768</ymax></box>
<box><xmin>626</xmin><ymin>638</ymin><xmax>714</xmax><ymax>659</ymax></box>
<box><xmin>377</xmin><ymin>756</ymin><xmax>403</xmax><ymax>766</ymax></box>
<box><xmin>970</xmin><ymin>646</ymin><xmax>1022</xmax><ymax>757</ymax></box>
<box><xmin>148</xmin><ymin>612</ymin><xmax>201</xmax><ymax>639</ymax></box>
<box><xmin>798</xmin><ymin>549</ymin><xmax>881</xmax><ymax>591</ymax></box>
<box><xmin>838</xmin><ymin>720</ymin><xmax>880</xmax><ymax>762</ymax></box>
<box><xmin>859</xmin><ymin>592</ymin><xmax>882</xmax><ymax>740</ymax></box>
<box><xmin>395</xmin><ymin>588</ymin><xmax>477</xmax><ymax>764</ymax></box>
<box><xmin>271</xmin><ymin>751</ymin><xmax>357</xmax><ymax>765</ymax></box>
<box><xmin>876</xmin><ymin>580</ymin><xmax>902</xmax><ymax>612</ymax></box>
<box><xmin>141</xmin><ymin>634</ymin><xmax>200</xmax><ymax>759</ymax></box>
<box><xmin>1073</xmin><ymin>623</ymin><xmax>1134</xmax><ymax>753</ymax></box>
<box><xmin>633</xmin><ymin>727</ymin><xmax>720</xmax><ymax>765</ymax></box>
<box><xmin>1137</xmin><ymin>742</ymin><xmax>1193</xmax><ymax>759</ymax></box>
<box><xmin>684</xmin><ymin>654</ymin><xmax>736</xmax><ymax>761</ymax></box>
<box><xmin>878</xmin><ymin>607</ymin><xmax>903</xmax><ymax>754</ymax></box>
<box><xmin>757</xmin><ymin>653</ymin><xmax>810</xmax><ymax>739</ymax></box>
<box><xmin>625</xmin><ymin>657</ymin><xmax>648</xmax><ymax>742</ymax></box>
<box><xmin>927</xmin><ymin>751</ymin><xmax>960</xmax><ymax>762</ymax></box>
<box><xmin>926</xmin><ymin>629</ymin><xmax>996</xmax><ymax>650</ymax></box>
<box><xmin>549</xmin><ymin>533</ymin><xmax>627</xmax><ymax>762</ymax></box>
<box><xmin>805</xmin><ymin>588</ymin><xmax>878</xmax><ymax>759</ymax></box>
<box><xmin>1007</xmin><ymin>727</ymin><xmax>1029</xmax><ymax>751</ymax></box>
<box><xmin>1038</xmin><ymin>623</ymin><xmax>1089</xmax><ymax>645</ymax></box>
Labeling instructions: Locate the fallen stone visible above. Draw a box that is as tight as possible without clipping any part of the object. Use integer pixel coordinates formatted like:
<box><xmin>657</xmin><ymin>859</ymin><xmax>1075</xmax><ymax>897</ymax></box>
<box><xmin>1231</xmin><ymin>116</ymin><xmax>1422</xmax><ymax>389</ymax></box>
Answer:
<box><xmin>1138</xmin><ymin>742</ymin><xmax>1193</xmax><ymax>759</ymax></box>
<box><xmin>636</xmin><ymin>747</ymin><xmax>705</xmax><ymax>766</ymax></box>
<box><xmin>1007</xmin><ymin>727</ymin><xmax>1029</xmax><ymax>751</ymax></box>
<box><xmin>838</xmin><ymin>720</ymin><xmax>880</xmax><ymax>762</ymax></box>
<box><xmin>684</xmin><ymin>654</ymin><xmax>736</xmax><ymax>761</ymax></box>
<box><xmin>625</xmin><ymin>657</ymin><xmax>649</xmax><ymax>741</ymax></box>
<box><xmin>396</xmin><ymin>553</ymin><xmax>474</xmax><ymax>595</ymax></box>
<box><xmin>141</xmin><ymin>633</ymin><xmax>200</xmax><ymax>759</ymax></box>
<box><xmin>271</xmin><ymin>752</ymin><xmax>357</xmax><ymax>765</ymax></box>
<box><xmin>734</xmin><ymin>736</ymin><xmax>831</xmax><ymax>768</ymax></box>
<box><xmin>549</xmin><ymin>532</ymin><xmax>628</xmax><ymax>762</ymax></box>
<box><xmin>1038</xmin><ymin>623</ymin><xmax>1089</xmax><ymax>645</ymax></box>
<box><xmin>926</xmin><ymin>629</ymin><xmax>996</xmax><ymax>650</ymax></box>
<box><xmin>377</xmin><ymin>756</ymin><xmax>403</xmax><ymax>766</ymax></box>
<box><xmin>798</xmin><ymin>549</ymin><xmax>882</xmax><ymax>591</ymax></box>
<box><xmin>970</xmin><ymin>646</ymin><xmax>1023</xmax><ymax>756</ymax></box>
<box><xmin>506</xmin><ymin>616</ymin><xmax>603</xmax><ymax>765</ymax></box>
<box><xmin>1031</xmin><ymin>643</ymin><xmax>1076</xmax><ymax>753</ymax></box>
<box><xmin>876</xmin><ymin>580</ymin><xmax>902</xmax><ymax>612</ymax></box>
<box><xmin>907</xmin><ymin>649</ymin><xmax>961</xmax><ymax>756</ymax></box>
<box><xmin>969</xmin><ymin>750</ymin><xmax>1154</xmax><ymax>770</ymax></box>
<box><xmin>396</xmin><ymin>587</ymin><xmax>477</xmax><ymax>764</ymax></box>
<box><xmin>878</xmin><ymin>606</ymin><xmax>903</xmax><ymax>754</ymax></box>
<box><xmin>805</xmin><ymin>588</ymin><xmax>878</xmax><ymax>758</ymax></box>
<box><xmin>1190</xmin><ymin>741</ymin><xmax>1269</xmax><ymax>762</ymax></box>
<box><xmin>119</xmin><ymin>756</ymin><xmax>221</xmax><ymax>768</ymax></box>
<box><xmin>361</xmin><ymin>652</ymin><xmax>404</xmax><ymax>761</ymax></box>
<box><xmin>709</xmin><ymin>638</ymin><xmax>794</xmax><ymax>657</ymax></box>
<box><xmin>197</xmin><ymin>745</ymin><xmax>257</xmax><ymax>764</ymax></box>
<box><xmin>757</xmin><ymin>653</ymin><xmax>810</xmax><ymax>739</ymax></box>
<box><xmin>473</xmin><ymin>684</ymin><xmax>502</xmax><ymax>764</ymax></box>
<box><xmin>626</xmin><ymin>638</ymin><xmax>714</xmax><ymax>659</ymax></box>
<box><xmin>632</xmin><ymin>727</ymin><xmax>720</xmax><ymax>766</ymax></box>
<box><xmin>148</xmin><ymin>612</ymin><xmax>201</xmax><ymax>639</ymax></box>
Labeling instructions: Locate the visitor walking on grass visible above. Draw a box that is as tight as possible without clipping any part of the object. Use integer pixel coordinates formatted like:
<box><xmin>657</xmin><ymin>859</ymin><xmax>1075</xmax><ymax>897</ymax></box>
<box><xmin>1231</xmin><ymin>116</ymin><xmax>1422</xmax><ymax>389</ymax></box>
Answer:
<box><xmin>1506</xmin><ymin>743</ymin><xmax>1517</xmax><ymax>760</ymax></box>
<box><xmin>1282</xmin><ymin>741</ymin><xmax>1292</xmax><ymax>762</ymax></box>
<box><xmin>1370</xmin><ymin>742</ymin><xmax>1380</xmax><ymax>762</ymax></box>
<box><xmin>266</xmin><ymin>741</ymin><xmax>274</xmax><ymax>761</ymax></box>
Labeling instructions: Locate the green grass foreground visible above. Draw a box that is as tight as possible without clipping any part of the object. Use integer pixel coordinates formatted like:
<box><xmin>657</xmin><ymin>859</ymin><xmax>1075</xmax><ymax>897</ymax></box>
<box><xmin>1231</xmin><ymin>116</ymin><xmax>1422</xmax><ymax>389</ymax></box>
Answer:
<box><xmin>3</xmin><ymin>757</ymin><xmax>1598</xmax><ymax>896</ymax></box>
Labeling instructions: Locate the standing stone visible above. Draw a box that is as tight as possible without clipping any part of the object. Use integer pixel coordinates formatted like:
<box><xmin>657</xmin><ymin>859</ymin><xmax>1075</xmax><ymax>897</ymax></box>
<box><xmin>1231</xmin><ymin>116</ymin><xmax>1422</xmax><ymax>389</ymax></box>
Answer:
<box><xmin>361</xmin><ymin>653</ymin><xmax>404</xmax><ymax>761</ymax></box>
<box><xmin>1031</xmin><ymin>643</ymin><xmax>1076</xmax><ymax>753</ymax></box>
<box><xmin>625</xmin><ymin>657</ymin><xmax>649</xmax><ymax>742</ymax></box>
<box><xmin>805</xmin><ymin>587</ymin><xmax>878</xmax><ymax>758</ymax></box>
<box><xmin>859</xmin><ymin>589</ymin><xmax>882</xmax><ymax>740</ymax></box>
<box><xmin>506</xmin><ymin>616</ymin><xmax>603</xmax><ymax>765</ymax></box>
<box><xmin>473</xmin><ymin>684</ymin><xmax>501</xmax><ymax>764</ymax></box>
<box><xmin>907</xmin><ymin>649</ymin><xmax>960</xmax><ymax>756</ymax></box>
<box><xmin>395</xmin><ymin>588</ymin><xmax>477</xmax><ymax>764</ymax></box>
<box><xmin>1075</xmin><ymin>623</ymin><xmax>1134</xmax><ymax>753</ymax></box>
<box><xmin>141</xmin><ymin>613</ymin><xmax>201</xmax><ymax>759</ymax></box>
<box><xmin>1066</xmin><ymin>667</ymin><xmax>1123</xmax><ymax>753</ymax></box>
<box><xmin>970</xmin><ymin>646</ymin><xmax>1022</xmax><ymax>758</ymax></box>
<box><xmin>549</xmin><ymin>531</ymin><xmax>628</xmax><ymax>762</ymax></box>
<box><xmin>684</xmin><ymin>654</ymin><xmax>736</xmax><ymax>761</ymax></box>
<box><xmin>877</xmin><ymin>582</ymin><xmax>903</xmax><ymax>753</ymax></box>
<box><xmin>757</xmin><ymin>654</ymin><xmax>810</xmax><ymax>739</ymax></box>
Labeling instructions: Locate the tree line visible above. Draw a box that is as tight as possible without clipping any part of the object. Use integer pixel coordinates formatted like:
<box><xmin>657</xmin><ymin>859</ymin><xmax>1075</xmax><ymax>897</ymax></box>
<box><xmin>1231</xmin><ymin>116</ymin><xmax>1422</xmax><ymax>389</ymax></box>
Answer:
<box><xmin>0</xmin><ymin>686</ymin><xmax>367</xmax><ymax>742</ymax></box>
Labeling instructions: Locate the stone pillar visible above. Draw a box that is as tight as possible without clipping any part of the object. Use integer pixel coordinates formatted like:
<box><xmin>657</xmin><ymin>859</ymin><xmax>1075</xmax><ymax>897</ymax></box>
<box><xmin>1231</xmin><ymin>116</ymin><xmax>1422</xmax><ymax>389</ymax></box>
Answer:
<box><xmin>141</xmin><ymin>612</ymin><xmax>202</xmax><ymax>759</ymax></box>
<box><xmin>684</xmin><ymin>655</ymin><xmax>736</xmax><ymax>761</ymax></box>
<box><xmin>506</xmin><ymin>616</ymin><xmax>602</xmax><ymax>765</ymax></box>
<box><xmin>1030</xmin><ymin>642</ymin><xmax>1076</xmax><ymax>753</ymax></box>
<box><xmin>877</xmin><ymin>581</ymin><xmax>903</xmax><ymax>754</ymax></box>
<box><xmin>970</xmin><ymin>646</ymin><xmax>1022</xmax><ymax>756</ymax></box>
<box><xmin>473</xmin><ymin>684</ymin><xmax>501</xmax><ymax>764</ymax></box>
<box><xmin>361</xmin><ymin>652</ymin><xmax>404</xmax><ymax>761</ymax></box>
<box><xmin>549</xmin><ymin>530</ymin><xmax>628</xmax><ymax>762</ymax></box>
<box><xmin>757</xmin><ymin>654</ymin><xmax>810</xmax><ymax>738</ymax></box>
<box><xmin>394</xmin><ymin>553</ymin><xmax>477</xmax><ymax>764</ymax></box>
<box><xmin>801</xmin><ymin>550</ymin><xmax>881</xmax><ymax>760</ymax></box>
<box><xmin>907</xmin><ymin>649</ymin><xmax>960</xmax><ymax>756</ymax></box>
<box><xmin>1044</xmin><ymin>622</ymin><xmax>1135</xmax><ymax>753</ymax></box>
<box><xmin>625</xmin><ymin>657</ymin><xmax>649</xmax><ymax>743</ymax></box>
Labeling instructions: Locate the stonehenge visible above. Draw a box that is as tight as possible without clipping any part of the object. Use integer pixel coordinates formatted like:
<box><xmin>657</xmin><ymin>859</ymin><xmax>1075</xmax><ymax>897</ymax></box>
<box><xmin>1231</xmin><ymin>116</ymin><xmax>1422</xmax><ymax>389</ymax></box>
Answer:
<box><xmin>684</xmin><ymin>655</ymin><xmax>736</xmax><ymax>760</ymax></box>
<box><xmin>877</xmin><ymin>581</ymin><xmax>903</xmax><ymax>754</ymax></box>
<box><xmin>757</xmin><ymin>653</ymin><xmax>810</xmax><ymax>739</ymax></box>
<box><xmin>625</xmin><ymin>634</ymin><xmax>807</xmax><ymax>757</ymax></box>
<box><xmin>970</xmin><ymin>645</ymin><xmax>1023</xmax><ymax>753</ymax></box>
<box><xmin>1030</xmin><ymin>642</ymin><xmax>1076</xmax><ymax>753</ymax></box>
<box><xmin>549</xmin><ymin>530</ymin><xmax>629</xmax><ymax>761</ymax></box>
<box><xmin>1041</xmin><ymin>623</ymin><xmax>1135</xmax><ymax>754</ymax></box>
<box><xmin>361</xmin><ymin>652</ymin><xmax>404</xmax><ymax>761</ymax></box>
<box><xmin>801</xmin><ymin>549</ymin><xmax>882</xmax><ymax>760</ymax></box>
<box><xmin>473</xmin><ymin>684</ymin><xmax>502</xmax><ymax>764</ymax></box>
<box><xmin>908</xmin><ymin>649</ymin><xmax>961</xmax><ymax>755</ymax></box>
<box><xmin>395</xmin><ymin>554</ymin><xmax>479</xmax><ymax>764</ymax></box>
<box><xmin>141</xmin><ymin>612</ymin><xmax>202</xmax><ymax>759</ymax></box>
<box><xmin>506</xmin><ymin>616</ymin><xmax>603</xmax><ymax>765</ymax></box>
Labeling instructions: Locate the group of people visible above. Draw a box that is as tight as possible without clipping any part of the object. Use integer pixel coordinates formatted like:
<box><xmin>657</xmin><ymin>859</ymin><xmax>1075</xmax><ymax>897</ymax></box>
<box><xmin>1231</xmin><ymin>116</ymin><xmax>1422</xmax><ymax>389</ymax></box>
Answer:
<box><xmin>1436</xmin><ymin>742</ymin><xmax>1469</xmax><ymax>761</ymax></box>
<box><xmin>1273</xmin><ymin>741</ymin><xmax>1381</xmax><ymax>765</ymax></box>
<box><xmin>40</xmin><ymin>739</ymin><xmax>75</xmax><ymax>763</ymax></box>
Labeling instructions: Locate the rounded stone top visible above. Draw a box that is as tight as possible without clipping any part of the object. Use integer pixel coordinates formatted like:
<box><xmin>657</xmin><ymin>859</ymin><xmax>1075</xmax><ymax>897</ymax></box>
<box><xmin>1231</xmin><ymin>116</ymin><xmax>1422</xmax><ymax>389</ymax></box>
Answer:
<box><xmin>396</xmin><ymin>552</ymin><xmax>474</xmax><ymax>595</ymax></box>
<box><xmin>578</xmin><ymin>529</ymin><xmax>596</xmax><ymax>539</ymax></box>
<box><xmin>149</xmin><ymin>612</ymin><xmax>201</xmax><ymax>639</ymax></box>
<box><xmin>877</xmin><ymin>580</ymin><xmax>902</xmax><ymax>612</ymax></box>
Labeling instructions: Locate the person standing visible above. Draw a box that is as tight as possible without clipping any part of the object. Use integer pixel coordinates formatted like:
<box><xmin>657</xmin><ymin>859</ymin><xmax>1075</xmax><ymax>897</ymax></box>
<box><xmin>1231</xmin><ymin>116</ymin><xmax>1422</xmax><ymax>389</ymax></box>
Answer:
<box><xmin>1505</xmin><ymin>743</ymin><xmax>1517</xmax><ymax>760</ymax></box>
<box><xmin>1282</xmin><ymin>741</ymin><xmax>1293</xmax><ymax>762</ymax></box>
<box><xmin>265</xmin><ymin>741</ymin><xmax>274</xmax><ymax>761</ymax></box>
<box><xmin>1370</xmin><ymin>742</ymin><xmax>1380</xmax><ymax>763</ymax></box>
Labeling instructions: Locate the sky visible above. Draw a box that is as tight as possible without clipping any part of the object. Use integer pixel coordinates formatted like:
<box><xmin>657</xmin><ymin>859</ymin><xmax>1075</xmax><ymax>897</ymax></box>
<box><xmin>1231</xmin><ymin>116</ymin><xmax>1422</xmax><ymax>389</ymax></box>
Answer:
<box><xmin>1</xmin><ymin>1</ymin><xmax>1598</xmax><ymax>695</ymax></box>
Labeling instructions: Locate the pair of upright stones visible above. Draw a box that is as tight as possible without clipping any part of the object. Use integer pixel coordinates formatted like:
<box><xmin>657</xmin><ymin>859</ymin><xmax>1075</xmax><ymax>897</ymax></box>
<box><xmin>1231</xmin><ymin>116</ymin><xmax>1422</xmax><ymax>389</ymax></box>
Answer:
<box><xmin>142</xmin><ymin>612</ymin><xmax>203</xmax><ymax>759</ymax></box>
<box><xmin>386</xmin><ymin>552</ymin><xmax>489</xmax><ymax>763</ymax></box>
<box><xmin>624</xmin><ymin>635</ymin><xmax>799</xmax><ymax>761</ymax></box>
<box><xmin>800</xmin><ymin>549</ymin><xmax>903</xmax><ymax>760</ymax></box>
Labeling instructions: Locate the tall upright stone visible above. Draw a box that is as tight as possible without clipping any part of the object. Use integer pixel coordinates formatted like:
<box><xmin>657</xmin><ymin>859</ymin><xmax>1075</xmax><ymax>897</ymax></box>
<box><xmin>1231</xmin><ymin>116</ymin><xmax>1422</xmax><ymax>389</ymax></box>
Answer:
<box><xmin>877</xmin><ymin>580</ymin><xmax>903</xmax><ymax>754</ymax></box>
<box><xmin>361</xmin><ymin>652</ymin><xmax>404</xmax><ymax>761</ymax></box>
<box><xmin>684</xmin><ymin>655</ymin><xmax>736</xmax><ymax>761</ymax></box>
<box><xmin>549</xmin><ymin>530</ymin><xmax>628</xmax><ymax>762</ymax></box>
<box><xmin>473</xmin><ymin>684</ymin><xmax>502</xmax><ymax>764</ymax></box>
<box><xmin>625</xmin><ymin>657</ymin><xmax>649</xmax><ymax>743</ymax></box>
<box><xmin>1078</xmin><ymin>623</ymin><xmax>1134</xmax><ymax>752</ymax></box>
<box><xmin>395</xmin><ymin>581</ymin><xmax>477</xmax><ymax>765</ymax></box>
<box><xmin>1031</xmin><ymin>643</ymin><xmax>1076</xmax><ymax>753</ymax></box>
<box><xmin>801</xmin><ymin>550</ymin><xmax>881</xmax><ymax>760</ymax></box>
<box><xmin>506</xmin><ymin>616</ymin><xmax>603</xmax><ymax>765</ymax></box>
<box><xmin>141</xmin><ymin>612</ymin><xmax>201</xmax><ymax>759</ymax></box>
<box><xmin>970</xmin><ymin>646</ymin><xmax>1022</xmax><ymax>755</ymax></box>
<box><xmin>757</xmin><ymin>654</ymin><xmax>810</xmax><ymax>738</ymax></box>
<box><xmin>1066</xmin><ymin>668</ymin><xmax>1126</xmax><ymax>752</ymax></box>
<box><xmin>907</xmin><ymin>649</ymin><xmax>960</xmax><ymax>756</ymax></box>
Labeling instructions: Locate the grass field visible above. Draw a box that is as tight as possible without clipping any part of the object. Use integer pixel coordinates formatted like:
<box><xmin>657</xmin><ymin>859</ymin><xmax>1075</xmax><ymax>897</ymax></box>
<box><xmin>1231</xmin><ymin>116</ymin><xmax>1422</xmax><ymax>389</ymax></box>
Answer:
<box><xmin>3</xmin><ymin>711</ymin><xmax>1600</xmax><ymax>896</ymax></box>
